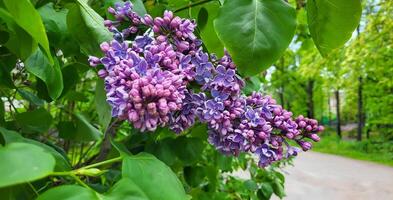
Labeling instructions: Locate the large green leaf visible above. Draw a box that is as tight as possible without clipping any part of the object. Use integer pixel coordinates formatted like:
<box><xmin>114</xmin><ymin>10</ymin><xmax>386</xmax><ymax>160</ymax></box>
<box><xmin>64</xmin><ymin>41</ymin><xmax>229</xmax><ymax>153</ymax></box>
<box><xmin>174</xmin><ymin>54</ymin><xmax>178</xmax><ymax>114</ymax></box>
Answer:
<box><xmin>67</xmin><ymin>0</ymin><xmax>112</xmax><ymax>55</ymax></box>
<box><xmin>38</xmin><ymin>3</ymin><xmax>79</xmax><ymax>57</ymax></box>
<box><xmin>122</xmin><ymin>153</ymin><xmax>188</xmax><ymax>200</ymax></box>
<box><xmin>0</xmin><ymin>127</ymin><xmax>71</xmax><ymax>171</ymax></box>
<box><xmin>0</xmin><ymin>142</ymin><xmax>55</xmax><ymax>187</ymax></box>
<box><xmin>25</xmin><ymin>48</ymin><xmax>64</xmax><ymax>100</ymax></box>
<box><xmin>15</xmin><ymin>108</ymin><xmax>53</xmax><ymax>133</ymax></box>
<box><xmin>214</xmin><ymin>0</ymin><xmax>296</xmax><ymax>76</ymax></box>
<box><xmin>307</xmin><ymin>0</ymin><xmax>362</xmax><ymax>56</ymax></box>
<box><xmin>36</xmin><ymin>185</ymin><xmax>99</xmax><ymax>200</ymax></box>
<box><xmin>0</xmin><ymin>8</ymin><xmax>38</xmax><ymax>59</ymax></box>
<box><xmin>95</xmin><ymin>79</ymin><xmax>112</xmax><ymax>130</ymax></box>
<box><xmin>172</xmin><ymin>137</ymin><xmax>205</xmax><ymax>165</ymax></box>
<box><xmin>3</xmin><ymin>0</ymin><xmax>53</xmax><ymax>63</ymax></box>
<box><xmin>17</xmin><ymin>89</ymin><xmax>45</xmax><ymax>106</ymax></box>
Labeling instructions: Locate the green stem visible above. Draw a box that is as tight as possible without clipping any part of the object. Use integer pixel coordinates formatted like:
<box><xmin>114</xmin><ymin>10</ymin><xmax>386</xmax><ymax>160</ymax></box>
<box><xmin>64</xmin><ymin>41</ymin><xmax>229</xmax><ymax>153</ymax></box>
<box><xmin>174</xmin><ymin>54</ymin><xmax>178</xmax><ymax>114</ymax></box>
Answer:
<box><xmin>80</xmin><ymin>156</ymin><xmax>123</xmax><ymax>169</ymax></box>
<box><xmin>71</xmin><ymin>174</ymin><xmax>91</xmax><ymax>189</ymax></box>
<box><xmin>28</xmin><ymin>182</ymin><xmax>39</xmax><ymax>197</ymax></box>
<box><xmin>174</xmin><ymin>0</ymin><xmax>214</xmax><ymax>13</ymax></box>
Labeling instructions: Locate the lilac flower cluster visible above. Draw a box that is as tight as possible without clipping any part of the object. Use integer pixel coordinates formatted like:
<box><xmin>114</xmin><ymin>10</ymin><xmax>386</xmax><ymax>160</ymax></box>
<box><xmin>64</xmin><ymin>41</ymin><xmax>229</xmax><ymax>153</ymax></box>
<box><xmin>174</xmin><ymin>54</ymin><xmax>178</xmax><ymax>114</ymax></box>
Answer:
<box><xmin>89</xmin><ymin>1</ymin><xmax>323</xmax><ymax>167</ymax></box>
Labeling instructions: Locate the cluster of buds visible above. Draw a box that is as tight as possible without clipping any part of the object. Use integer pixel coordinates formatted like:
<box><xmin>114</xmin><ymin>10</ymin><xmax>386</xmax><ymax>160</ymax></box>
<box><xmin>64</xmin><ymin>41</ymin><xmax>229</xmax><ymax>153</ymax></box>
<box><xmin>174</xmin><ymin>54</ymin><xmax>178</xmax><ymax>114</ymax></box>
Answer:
<box><xmin>89</xmin><ymin>1</ymin><xmax>323</xmax><ymax>168</ymax></box>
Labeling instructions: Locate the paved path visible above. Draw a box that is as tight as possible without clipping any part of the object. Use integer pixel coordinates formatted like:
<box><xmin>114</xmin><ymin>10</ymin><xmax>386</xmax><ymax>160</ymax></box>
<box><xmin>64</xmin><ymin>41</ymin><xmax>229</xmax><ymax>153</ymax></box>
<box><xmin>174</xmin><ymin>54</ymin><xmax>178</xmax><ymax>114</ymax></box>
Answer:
<box><xmin>274</xmin><ymin>152</ymin><xmax>393</xmax><ymax>200</ymax></box>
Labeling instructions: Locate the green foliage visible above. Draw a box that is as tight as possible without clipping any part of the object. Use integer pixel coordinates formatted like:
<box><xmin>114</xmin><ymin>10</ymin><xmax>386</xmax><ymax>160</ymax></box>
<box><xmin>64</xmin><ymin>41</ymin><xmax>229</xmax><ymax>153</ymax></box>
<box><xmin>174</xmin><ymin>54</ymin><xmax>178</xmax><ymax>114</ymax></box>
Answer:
<box><xmin>122</xmin><ymin>153</ymin><xmax>188</xmax><ymax>200</ymax></box>
<box><xmin>307</xmin><ymin>0</ymin><xmax>362</xmax><ymax>56</ymax></box>
<box><xmin>0</xmin><ymin>0</ymin><xmax>368</xmax><ymax>199</ymax></box>
<box><xmin>214</xmin><ymin>0</ymin><xmax>296</xmax><ymax>76</ymax></box>
<box><xmin>0</xmin><ymin>142</ymin><xmax>55</xmax><ymax>187</ymax></box>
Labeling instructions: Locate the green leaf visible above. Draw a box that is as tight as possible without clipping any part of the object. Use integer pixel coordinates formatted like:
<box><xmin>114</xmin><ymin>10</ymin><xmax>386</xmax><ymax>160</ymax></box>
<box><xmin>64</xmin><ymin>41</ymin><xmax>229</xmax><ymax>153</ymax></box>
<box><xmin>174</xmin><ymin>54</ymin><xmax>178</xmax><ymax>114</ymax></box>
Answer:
<box><xmin>15</xmin><ymin>108</ymin><xmax>53</xmax><ymax>133</ymax></box>
<box><xmin>122</xmin><ymin>153</ymin><xmax>188</xmax><ymax>200</ymax></box>
<box><xmin>17</xmin><ymin>89</ymin><xmax>45</xmax><ymax>106</ymax></box>
<box><xmin>184</xmin><ymin>166</ymin><xmax>205</xmax><ymax>187</ymax></box>
<box><xmin>307</xmin><ymin>0</ymin><xmax>362</xmax><ymax>55</ymax></box>
<box><xmin>25</xmin><ymin>48</ymin><xmax>64</xmax><ymax>100</ymax></box>
<box><xmin>214</xmin><ymin>0</ymin><xmax>296</xmax><ymax>76</ymax></box>
<box><xmin>105</xmin><ymin>178</ymin><xmax>149</xmax><ymax>200</ymax></box>
<box><xmin>36</xmin><ymin>185</ymin><xmax>99</xmax><ymax>200</ymax></box>
<box><xmin>0</xmin><ymin>127</ymin><xmax>71</xmax><ymax>171</ymax></box>
<box><xmin>172</xmin><ymin>137</ymin><xmax>205</xmax><ymax>165</ymax></box>
<box><xmin>3</xmin><ymin>0</ymin><xmax>53</xmax><ymax>63</ymax></box>
<box><xmin>130</xmin><ymin>0</ymin><xmax>147</xmax><ymax>16</ymax></box>
<box><xmin>0</xmin><ymin>8</ymin><xmax>38</xmax><ymax>59</ymax></box>
<box><xmin>67</xmin><ymin>1</ymin><xmax>112</xmax><ymax>55</ymax></box>
<box><xmin>257</xmin><ymin>183</ymin><xmax>273</xmax><ymax>200</ymax></box>
<box><xmin>244</xmin><ymin>180</ymin><xmax>258</xmax><ymax>191</ymax></box>
<box><xmin>95</xmin><ymin>79</ymin><xmax>112</xmax><ymax>130</ymax></box>
<box><xmin>272</xmin><ymin>179</ymin><xmax>285</xmax><ymax>199</ymax></box>
<box><xmin>198</xmin><ymin>2</ymin><xmax>224</xmax><ymax>57</ymax></box>
<box><xmin>74</xmin><ymin>113</ymin><xmax>102</xmax><ymax>141</ymax></box>
<box><xmin>146</xmin><ymin>138</ymin><xmax>177</xmax><ymax>166</ymax></box>
<box><xmin>38</xmin><ymin>3</ymin><xmax>79</xmax><ymax>56</ymax></box>
<box><xmin>0</xmin><ymin>142</ymin><xmax>55</xmax><ymax>187</ymax></box>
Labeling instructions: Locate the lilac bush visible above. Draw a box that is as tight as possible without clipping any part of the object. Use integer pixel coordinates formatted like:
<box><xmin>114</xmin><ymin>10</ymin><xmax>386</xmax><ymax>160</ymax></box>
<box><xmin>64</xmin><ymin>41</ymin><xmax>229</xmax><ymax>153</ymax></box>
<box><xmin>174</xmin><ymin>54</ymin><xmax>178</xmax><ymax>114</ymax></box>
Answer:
<box><xmin>88</xmin><ymin>1</ymin><xmax>323</xmax><ymax>167</ymax></box>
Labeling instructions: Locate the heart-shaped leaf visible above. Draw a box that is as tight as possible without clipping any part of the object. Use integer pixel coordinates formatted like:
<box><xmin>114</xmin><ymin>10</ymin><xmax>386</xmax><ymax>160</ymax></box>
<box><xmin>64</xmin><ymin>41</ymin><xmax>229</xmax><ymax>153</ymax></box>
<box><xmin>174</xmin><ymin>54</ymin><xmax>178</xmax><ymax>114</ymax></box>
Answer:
<box><xmin>307</xmin><ymin>0</ymin><xmax>362</xmax><ymax>56</ymax></box>
<box><xmin>214</xmin><ymin>0</ymin><xmax>296</xmax><ymax>76</ymax></box>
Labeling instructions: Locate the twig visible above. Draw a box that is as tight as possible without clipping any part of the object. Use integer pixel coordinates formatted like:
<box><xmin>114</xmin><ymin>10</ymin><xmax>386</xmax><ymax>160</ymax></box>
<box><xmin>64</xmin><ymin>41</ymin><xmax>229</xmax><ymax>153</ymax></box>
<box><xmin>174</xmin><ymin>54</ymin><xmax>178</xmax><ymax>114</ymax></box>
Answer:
<box><xmin>174</xmin><ymin>0</ymin><xmax>214</xmax><ymax>13</ymax></box>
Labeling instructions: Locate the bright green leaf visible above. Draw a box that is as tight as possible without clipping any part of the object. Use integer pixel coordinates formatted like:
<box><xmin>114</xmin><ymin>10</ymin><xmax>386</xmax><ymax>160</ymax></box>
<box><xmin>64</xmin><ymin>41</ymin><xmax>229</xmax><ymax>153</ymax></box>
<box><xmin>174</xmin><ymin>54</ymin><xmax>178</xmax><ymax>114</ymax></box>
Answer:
<box><xmin>0</xmin><ymin>127</ymin><xmax>71</xmax><ymax>171</ymax></box>
<box><xmin>199</xmin><ymin>2</ymin><xmax>224</xmax><ymax>57</ymax></box>
<box><xmin>214</xmin><ymin>0</ymin><xmax>296</xmax><ymax>76</ymax></box>
<box><xmin>257</xmin><ymin>183</ymin><xmax>273</xmax><ymax>200</ymax></box>
<box><xmin>0</xmin><ymin>142</ymin><xmax>55</xmax><ymax>187</ymax></box>
<box><xmin>105</xmin><ymin>178</ymin><xmax>149</xmax><ymax>200</ymax></box>
<box><xmin>36</xmin><ymin>185</ymin><xmax>99</xmax><ymax>200</ymax></box>
<box><xmin>122</xmin><ymin>153</ymin><xmax>188</xmax><ymax>200</ymax></box>
<box><xmin>15</xmin><ymin>108</ymin><xmax>53</xmax><ymax>133</ymax></box>
<box><xmin>307</xmin><ymin>0</ymin><xmax>362</xmax><ymax>55</ymax></box>
<box><xmin>3</xmin><ymin>0</ymin><xmax>53</xmax><ymax>63</ymax></box>
<box><xmin>25</xmin><ymin>48</ymin><xmax>64</xmax><ymax>100</ymax></box>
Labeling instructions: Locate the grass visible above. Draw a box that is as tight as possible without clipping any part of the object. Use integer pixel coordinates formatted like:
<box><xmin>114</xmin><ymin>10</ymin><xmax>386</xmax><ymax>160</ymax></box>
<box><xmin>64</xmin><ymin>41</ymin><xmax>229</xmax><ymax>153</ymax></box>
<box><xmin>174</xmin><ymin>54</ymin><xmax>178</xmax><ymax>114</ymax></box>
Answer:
<box><xmin>312</xmin><ymin>133</ymin><xmax>393</xmax><ymax>167</ymax></box>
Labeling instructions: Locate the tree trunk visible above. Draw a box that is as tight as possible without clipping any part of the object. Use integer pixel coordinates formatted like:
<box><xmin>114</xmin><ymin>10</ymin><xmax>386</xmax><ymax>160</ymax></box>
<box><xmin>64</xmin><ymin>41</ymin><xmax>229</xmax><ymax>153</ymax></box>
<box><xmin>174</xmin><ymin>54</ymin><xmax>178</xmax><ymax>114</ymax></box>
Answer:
<box><xmin>306</xmin><ymin>80</ymin><xmax>315</xmax><ymax>119</ymax></box>
<box><xmin>328</xmin><ymin>90</ymin><xmax>332</xmax><ymax>126</ymax></box>
<box><xmin>335</xmin><ymin>90</ymin><xmax>342</xmax><ymax>138</ymax></box>
<box><xmin>357</xmin><ymin>76</ymin><xmax>364</xmax><ymax>141</ymax></box>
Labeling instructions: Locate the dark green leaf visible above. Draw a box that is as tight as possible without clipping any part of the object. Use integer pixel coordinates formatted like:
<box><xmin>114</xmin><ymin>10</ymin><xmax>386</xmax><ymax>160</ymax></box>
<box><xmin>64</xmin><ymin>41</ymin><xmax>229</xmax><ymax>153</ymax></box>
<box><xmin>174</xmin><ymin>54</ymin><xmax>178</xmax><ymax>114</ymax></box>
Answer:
<box><xmin>131</xmin><ymin>0</ymin><xmax>147</xmax><ymax>16</ymax></box>
<box><xmin>17</xmin><ymin>89</ymin><xmax>45</xmax><ymax>106</ymax></box>
<box><xmin>146</xmin><ymin>138</ymin><xmax>177</xmax><ymax>166</ymax></box>
<box><xmin>15</xmin><ymin>108</ymin><xmax>53</xmax><ymax>133</ymax></box>
<box><xmin>25</xmin><ymin>48</ymin><xmax>63</xmax><ymax>100</ymax></box>
<box><xmin>95</xmin><ymin>79</ymin><xmax>112</xmax><ymax>130</ymax></box>
<box><xmin>0</xmin><ymin>98</ymin><xmax>5</xmax><ymax>126</ymax></box>
<box><xmin>199</xmin><ymin>2</ymin><xmax>224</xmax><ymax>57</ymax></box>
<box><xmin>67</xmin><ymin>1</ymin><xmax>112</xmax><ymax>55</ymax></box>
<box><xmin>214</xmin><ymin>0</ymin><xmax>296</xmax><ymax>76</ymax></box>
<box><xmin>307</xmin><ymin>0</ymin><xmax>362</xmax><ymax>55</ymax></box>
<box><xmin>61</xmin><ymin>64</ymin><xmax>80</xmax><ymax>97</ymax></box>
<box><xmin>3</xmin><ymin>0</ymin><xmax>53</xmax><ymax>63</ymax></box>
<box><xmin>122</xmin><ymin>152</ymin><xmax>188</xmax><ymax>200</ymax></box>
<box><xmin>72</xmin><ymin>113</ymin><xmax>102</xmax><ymax>141</ymax></box>
<box><xmin>0</xmin><ymin>142</ymin><xmax>55</xmax><ymax>187</ymax></box>
<box><xmin>257</xmin><ymin>183</ymin><xmax>273</xmax><ymax>200</ymax></box>
<box><xmin>38</xmin><ymin>3</ymin><xmax>79</xmax><ymax>56</ymax></box>
<box><xmin>184</xmin><ymin>166</ymin><xmax>205</xmax><ymax>187</ymax></box>
<box><xmin>172</xmin><ymin>137</ymin><xmax>205</xmax><ymax>165</ymax></box>
<box><xmin>36</xmin><ymin>185</ymin><xmax>99</xmax><ymax>200</ymax></box>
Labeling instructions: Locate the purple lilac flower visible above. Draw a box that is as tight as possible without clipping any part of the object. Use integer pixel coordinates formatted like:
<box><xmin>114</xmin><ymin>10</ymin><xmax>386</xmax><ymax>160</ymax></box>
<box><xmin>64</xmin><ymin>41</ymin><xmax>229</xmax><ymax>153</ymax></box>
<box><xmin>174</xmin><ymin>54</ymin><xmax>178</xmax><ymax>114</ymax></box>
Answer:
<box><xmin>88</xmin><ymin>1</ymin><xmax>324</xmax><ymax>168</ymax></box>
